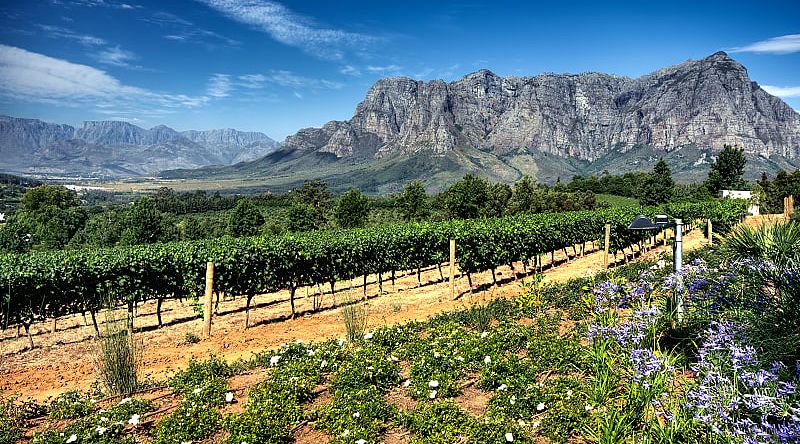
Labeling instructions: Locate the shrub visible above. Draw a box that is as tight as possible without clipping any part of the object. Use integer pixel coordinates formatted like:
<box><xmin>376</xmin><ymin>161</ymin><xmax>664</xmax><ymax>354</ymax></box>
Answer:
<box><xmin>93</xmin><ymin>307</ymin><xmax>140</xmax><ymax>396</ymax></box>
<box><xmin>341</xmin><ymin>297</ymin><xmax>367</xmax><ymax>343</ymax></box>
<box><xmin>48</xmin><ymin>390</ymin><xmax>95</xmax><ymax>420</ymax></box>
<box><xmin>152</xmin><ymin>401</ymin><xmax>221</xmax><ymax>444</ymax></box>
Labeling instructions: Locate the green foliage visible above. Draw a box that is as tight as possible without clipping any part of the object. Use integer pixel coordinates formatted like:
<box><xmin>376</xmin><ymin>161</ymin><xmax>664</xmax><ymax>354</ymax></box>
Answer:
<box><xmin>0</xmin><ymin>396</ymin><xmax>23</xmax><ymax>444</ymax></box>
<box><xmin>341</xmin><ymin>297</ymin><xmax>367</xmax><ymax>343</ymax></box>
<box><xmin>168</xmin><ymin>356</ymin><xmax>232</xmax><ymax>405</ymax></box>
<box><xmin>397</xmin><ymin>181</ymin><xmax>430</xmax><ymax>222</ymax></box>
<box><xmin>227</xmin><ymin>199</ymin><xmax>265</xmax><ymax>237</ymax></box>
<box><xmin>704</xmin><ymin>145</ymin><xmax>747</xmax><ymax>195</ymax></box>
<box><xmin>444</xmin><ymin>174</ymin><xmax>489</xmax><ymax>219</ymax></box>
<box><xmin>152</xmin><ymin>401</ymin><xmax>221</xmax><ymax>444</ymax></box>
<box><xmin>334</xmin><ymin>189</ymin><xmax>370</xmax><ymax>229</ymax></box>
<box><xmin>401</xmin><ymin>400</ymin><xmax>473</xmax><ymax>443</ymax></box>
<box><xmin>720</xmin><ymin>221</ymin><xmax>800</xmax><ymax>268</ymax></box>
<box><xmin>48</xmin><ymin>391</ymin><xmax>95</xmax><ymax>420</ymax></box>
<box><xmin>287</xmin><ymin>202</ymin><xmax>318</xmax><ymax>232</ymax></box>
<box><xmin>638</xmin><ymin>158</ymin><xmax>674</xmax><ymax>205</ymax></box>
<box><xmin>292</xmin><ymin>178</ymin><xmax>332</xmax><ymax>226</ymax></box>
<box><xmin>756</xmin><ymin>169</ymin><xmax>800</xmax><ymax>214</ymax></box>
<box><xmin>21</xmin><ymin>185</ymin><xmax>79</xmax><ymax>211</ymax></box>
<box><xmin>119</xmin><ymin>198</ymin><xmax>170</xmax><ymax>245</ymax></box>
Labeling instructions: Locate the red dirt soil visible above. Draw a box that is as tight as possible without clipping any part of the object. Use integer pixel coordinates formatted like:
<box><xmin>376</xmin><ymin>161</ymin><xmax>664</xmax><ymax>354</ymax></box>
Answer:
<box><xmin>0</xmin><ymin>224</ymin><xmax>720</xmax><ymax>402</ymax></box>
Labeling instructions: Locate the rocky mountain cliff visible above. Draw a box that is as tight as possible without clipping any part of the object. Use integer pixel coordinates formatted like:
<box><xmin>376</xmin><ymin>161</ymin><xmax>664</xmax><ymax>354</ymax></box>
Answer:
<box><xmin>284</xmin><ymin>51</ymin><xmax>800</xmax><ymax>162</ymax></box>
<box><xmin>179</xmin><ymin>51</ymin><xmax>797</xmax><ymax>192</ymax></box>
<box><xmin>0</xmin><ymin>117</ymin><xmax>279</xmax><ymax>177</ymax></box>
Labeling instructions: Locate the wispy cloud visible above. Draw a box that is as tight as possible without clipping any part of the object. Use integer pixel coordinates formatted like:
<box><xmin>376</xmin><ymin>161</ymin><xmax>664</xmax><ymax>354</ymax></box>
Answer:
<box><xmin>143</xmin><ymin>11</ymin><xmax>239</xmax><ymax>48</ymax></box>
<box><xmin>366</xmin><ymin>64</ymin><xmax>403</xmax><ymax>75</ymax></box>
<box><xmin>340</xmin><ymin>65</ymin><xmax>361</xmax><ymax>76</ymax></box>
<box><xmin>238</xmin><ymin>74</ymin><xmax>267</xmax><ymax>88</ymax></box>
<box><xmin>730</xmin><ymin>34</ymin><xmax>800</xmax><ymax>54</ymax></box>
<box><xmin>761</xmin><ymin>85</ymin><xmax>800</xmax><ymax>98</ymax></box>
<box><xmin>93</xmin><ymin>45</ymin><xmax>138</xmax><ymax>67</ymax></box>
<box><xmin>53</xmin><ymin>0</ymin><xmax>141</xmax><ymax>10</ymax></box>
<box><xmin>207</xmin><ymin>74</ymin><xmax>232</xmax><ymax>97</ymax></box>
<box><xmin>197</xmin><ymin>0</ymin><xmax>374</xmax><ymax>60</ymax></box>
<box><xmin>265</xmin><ymin>70</ymin><xmax>343</xmax><ymax>89</ymax></box>
<box><xmin>36</xmin><ymin>24</ymin><xmax>106</xmax><ymax>46</ymax></box>
<box><xmin>0</xmin><ymin>44</ymin><xmax>208</xmax><ymax>115</ymax></box>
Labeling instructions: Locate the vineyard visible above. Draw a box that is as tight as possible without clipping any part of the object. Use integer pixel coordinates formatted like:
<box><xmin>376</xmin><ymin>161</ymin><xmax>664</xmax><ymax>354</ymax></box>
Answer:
<box><xmin>0</xmin><ymin>200</ymin><xmax>747</xmax><ymax>344</ymax></box>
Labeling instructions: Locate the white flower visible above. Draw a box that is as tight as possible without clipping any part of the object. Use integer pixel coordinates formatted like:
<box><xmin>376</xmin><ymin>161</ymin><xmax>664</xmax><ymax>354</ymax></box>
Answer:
<box><xmin>532</xmin><ymin>420</ymin><xmax>541</xmax><ymax>429</ymax></box>
<box><xmin>484</xmin><ymin>355</ymin><xmax>492</xmax><ymax>364</ymax></box>
<box><xmin>321</xmin><ymin>360</ymin><xmax>328</xmax><ymax>369</ymax></box>
<box><xmin>390</xmin><ymin>355</ymin><xmax>399</xmax><ymax>362</ymax></box>
<box><xmin>510</xmin><ymin>395</ymin><xmax>516</xmax><ymax>405</ymax></box>
<box><xmin>363</xmin><ymin>332</ymin><xmax>373</xmax><ymax>339</ymax></box>
<box><xmin>356</xmin><ymin>440</ymin><xmax>367</xmax><ymax>444</ymax></box>
<box><xmin>100</xmin><ymin>416</ymin><xmax>108</xmax><ymax>422</ymax></box>
<box><xmin>338</xmin><ymin>338</ymin><xmax>347</xmax><ymax>346</ymax></box>
<box><xmin>481</xmin><ymin>331</ymin><xmax>489</xmax><ymax>338</ymax></box>
<box><xmin>566</xmin><ymin>389</ymin><xmax>573</xmax><ymax>398</ymax></box>
<box><xmin>269</xmin><ymin>355</ymin><xmax>281</xmax><ymax>366</ymax></box>
<box><xmin>192</xmin><ymin>388</ymin><xmax>202</xmax><ymax>394</ymax></box>
<box><xmin>585</xmin><ymin>404</ymin><xmax>594</xmax><ymax>411</ymax></box>
<box><xmin>429</xmin><ymin>390</ymin><xmax>437</xmax><ymax>399</ymax></box>
<box><xmin>428</xmin><ymin>380</ymin><xmax>439</xmax><ymax>388</ymax></box>
<box><xmin>66</xmin><ymin>435</ymin><xmax>77</xmax><ymax>443</ymax></box>
<box><xmin>505</xmin><ymin>432</ymin><xmax>514</xmax><ymax>442</ymax></box>
<box><xmin>403</xmin><ymin>379</ymin><xmax>411</xmax><ymax>387</ymax></box>
<box><xmin>225</xmin><ymin>392</ymin><xmax>235</xmax><ymax>403</ymax></box>
<box><xmin>367</xmin><ymin>366</ymin><xmax>374</xmax><ymax>371</ymax></box>
<box><xmin>497</xmin><ymin>384</ymin><xmax>508</xmax><ymax>391</ymax></box>
<box><xmin>119</xmin><ymin>397</ymin><xmax>132</xmax><ymax>405</ymax></box>
<box><xmin>433</xmin><ymin>351</ymin><xmax>440</xmax><ymax>358</ymax></box>
<box><xmin>96</xmin><ymin>426</ymin><xmax>107</xmax><ymax>435</ymax></box>
<box><xmin>536</xmin><ymin>402</ymin><xmax>545</xmax><ymax>411</ymax></box>
<box><xmin>341</xmin><ymin>429</ymin><xmax>349</xmax><ymax>437</ymax></box>
<box><xmin>352</xmin><ymin>412</ymin><xmax>360</xmax><ymax>418</ymax></box>
<box><xmin>456</xmin><ymin>356</ymin><xmax>465</xmax><ymax>362</ymax></box>
<box><xmin>307</xmin><ymin>349</ymin><xmax>315</xmax><ymax>356</ymax></box>
<box><xmin>128</xmin><ymin>413</ymin><xmax>140</xmax><ymax>426</ymax></box>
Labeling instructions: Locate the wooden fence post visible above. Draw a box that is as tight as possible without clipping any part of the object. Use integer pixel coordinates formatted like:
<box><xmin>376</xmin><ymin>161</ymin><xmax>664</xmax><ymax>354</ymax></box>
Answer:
<box><xmin>707</xmin><ymin>219</ymin><xmax>713</xmax><ymax>246</ymax></box>
<box><xmin>449</xmin><ymin>239</ymin><xmax>456</xmax><ymax>299</ymax></box>
<box><xmin>203</xmin><ymin>261</ymin><xmax>214</xmax><ymax>338</ymax></box>
<box><xmin>603</xmin><ymin>224</ymin><xmax>611</xmax><ymax>269</ymax></box>
<box><xmin>789</xmin><ymin>195</ymin><xmax>795</xmax><ymax>217</ymax></box>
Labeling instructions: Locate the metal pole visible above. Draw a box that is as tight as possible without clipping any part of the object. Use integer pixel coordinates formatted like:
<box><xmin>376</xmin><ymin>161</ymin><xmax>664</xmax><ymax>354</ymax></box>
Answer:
<box><xmin>603</xmin><ymin>224</ymin><xmax>611</xmax><ymax>269</ymax></box>
<box><xmin>449</xmin><ymin>239</ymin><xmax>456</xmax><ymax>299</ymax></box>
<box><xmin>673</xmin><ymin>219</ymin><xmax>683</xmax><ymax>272</ymax></box>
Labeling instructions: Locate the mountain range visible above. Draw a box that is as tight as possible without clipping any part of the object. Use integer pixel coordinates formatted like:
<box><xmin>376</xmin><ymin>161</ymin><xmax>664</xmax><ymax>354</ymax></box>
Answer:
<box><xmin>3</xmin><ymin>51</ymin><xmax>799</xmax><ymax>190</ymax></box>
<box><xmin>0</xmin><ymin>117</ymin><xmax>279</xmax><ymax>177</ymax></box>
<box><xmin>167</xmin><ymin>51</ymin><xmax>800</xmax><ymax>192</ymax></box>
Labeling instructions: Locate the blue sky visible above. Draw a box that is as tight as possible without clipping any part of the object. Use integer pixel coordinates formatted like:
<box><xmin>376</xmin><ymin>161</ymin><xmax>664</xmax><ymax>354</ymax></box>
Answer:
<box><xmin>0</xmin><ymin>0</ymin><xmax>798</xmax><ymax>140</ymax></box>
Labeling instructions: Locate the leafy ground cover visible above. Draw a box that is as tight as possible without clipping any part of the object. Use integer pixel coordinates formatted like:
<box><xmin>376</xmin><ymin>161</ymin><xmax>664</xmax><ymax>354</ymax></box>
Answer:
<box><xmin>4</xmin><ymin>222</ymin><xmax>799</xmax><ymax>443</ymax></box>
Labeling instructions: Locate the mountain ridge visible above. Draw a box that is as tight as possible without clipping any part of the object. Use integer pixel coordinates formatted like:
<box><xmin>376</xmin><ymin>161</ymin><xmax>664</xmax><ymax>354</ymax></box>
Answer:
<box><xmin>0</xmin><ymin>116</ymin><xmax>280</xmax><ymax>177</ymax></box>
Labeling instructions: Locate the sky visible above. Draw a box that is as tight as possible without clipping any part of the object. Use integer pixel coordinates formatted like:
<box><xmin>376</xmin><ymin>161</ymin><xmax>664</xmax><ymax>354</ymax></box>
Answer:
<box><xmin>0</xmin><ymin>0</ymin><xmax>798</xmax><ymax>141</ymax></box>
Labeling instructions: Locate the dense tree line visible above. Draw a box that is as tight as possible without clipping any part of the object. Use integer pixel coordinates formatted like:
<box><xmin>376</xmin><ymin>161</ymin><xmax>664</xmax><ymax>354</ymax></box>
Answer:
<box><xmin>755</xmin><ymin>169</ymin><xmax>800</xmax><ymax>215</ymax></box>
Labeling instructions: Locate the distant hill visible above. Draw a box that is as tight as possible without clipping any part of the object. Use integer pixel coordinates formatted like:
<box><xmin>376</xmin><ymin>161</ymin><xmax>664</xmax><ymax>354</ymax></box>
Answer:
<box><xmin>0</xmin><ymin>116</ymin><xmax>280</xmax><ymax>177</ymax></box>
<box><xmin>165</xmin><ymin>51</ymin><xmax>800</xmax><ymax>192</ymax></box>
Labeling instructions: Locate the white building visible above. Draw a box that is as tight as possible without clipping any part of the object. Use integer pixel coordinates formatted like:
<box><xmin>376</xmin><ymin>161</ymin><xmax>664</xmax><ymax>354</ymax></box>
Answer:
<box><xmin>721</xmin><ymin>190</ymin><xmax>759</xmax><ymax>215</ymax></box>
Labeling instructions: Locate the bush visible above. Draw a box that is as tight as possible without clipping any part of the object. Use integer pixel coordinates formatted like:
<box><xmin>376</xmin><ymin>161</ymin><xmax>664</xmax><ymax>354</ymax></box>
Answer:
<box><xmin>94</xmin><ymin>307</ymin><xmax>140</xmax><ymax>396</ymax></box>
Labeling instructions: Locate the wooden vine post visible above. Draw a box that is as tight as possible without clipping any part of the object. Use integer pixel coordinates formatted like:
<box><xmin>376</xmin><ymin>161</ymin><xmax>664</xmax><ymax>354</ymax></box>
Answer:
<box><xmin>203</xmin><ymin>261</ymin><xmax>214</xmax><ymax>338</ymax></box>
<box><xmin>449</xmin><ymin>239</ymin><xmax>456</xmax><ymax>299</ymax></box>
<box><xmin>603</xmin><ymin>224</ymin><xmax>611</xmax><ymax>269</ymax></box>
<box><xmin>707</xmin><ymin>219</ymin><xmax>713</xmax><ymax>246</ymax></box>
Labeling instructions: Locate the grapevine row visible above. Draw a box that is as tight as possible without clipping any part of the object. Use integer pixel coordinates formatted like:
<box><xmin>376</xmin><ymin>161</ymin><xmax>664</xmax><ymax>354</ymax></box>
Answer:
<box><xmin>0</xmin><ymin>200</ymin><xmax>746</xmax><ymax>335</ymax></box>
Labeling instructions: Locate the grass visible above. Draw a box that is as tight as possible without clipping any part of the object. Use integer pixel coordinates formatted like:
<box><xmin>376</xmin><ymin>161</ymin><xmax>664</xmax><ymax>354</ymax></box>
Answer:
<box><xmin>596</xmin><ymin>193</ymin><xmax>639</xmax><ymax>207</ymax></box>
<box><xmin>93</xmin><ymin>306</ymin><xmax>141</xmax><ymax>396</ymax></box>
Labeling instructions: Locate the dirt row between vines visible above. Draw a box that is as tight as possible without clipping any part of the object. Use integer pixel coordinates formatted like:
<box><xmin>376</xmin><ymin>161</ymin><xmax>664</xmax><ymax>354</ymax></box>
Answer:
<box><xmin>1</xmin><ymin>226</ymin><xmax>714</xmax><ymax>402</ymax></box>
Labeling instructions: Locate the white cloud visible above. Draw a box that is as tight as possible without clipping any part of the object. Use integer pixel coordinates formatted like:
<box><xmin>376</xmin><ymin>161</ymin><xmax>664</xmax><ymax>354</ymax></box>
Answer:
<box><xmin>94</xmin><ymin>46</ymin><xmax>138</xmax><ymax>67</ymax></box>
<box><xmin>761</xmin><ymin>85</ymin><xmax>800</xmax><ymax>98</ymax></box>
<box><xmin>0</xmin><ymin>44</ymin><xmax>208</xmax><ymax>112</ymax></box>
<box><xmin>366</xmin><ymin>64</ymin><xmax>402</xmax><ymax>75</ymax></box>
<box><xmin>37</xmin><ymin>24</ymin><xmax>107</xmax><ymax>46</ymax></box>
<box><xmin>197</xmin><ymin>0</ymin><xmax>373</xmax><ymax>60</ymax></box>
<box><xmin>265</xmin><ymin>70</ymin><xmax>343</xmax><ymax>89</ymax></box>
<box><xmin>238</xmin><ymin>74</ymin><xmax>267</xmax><ymax>88</ymax></box>
<box><xmin>144</xmin><ymin>11</ymin><xmax>239</xmax><ymax>48</ymax></box>
<box><xmin>340</xmin><ymin>65</ymin><xmax>361</xmax><ymax>76</ymax></box>
<box><xmin>730</xmin><ymin>34</ymin><xmax>800</xmax><ymax>54</ymax></box>
<box><xmin>207</xmin><ymin>74</ymin><xmax>232</xmax><ymax>97</ymax></box>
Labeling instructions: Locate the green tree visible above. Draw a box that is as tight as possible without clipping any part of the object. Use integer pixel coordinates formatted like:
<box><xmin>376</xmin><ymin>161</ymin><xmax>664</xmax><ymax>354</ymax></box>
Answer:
<box><xmin>181</xmin><ymin>215</ymin><xmax>207</xmax><ymax>241</ymax></box>
<box><xmin>444</xmin><ymin>174</ymin><xmax>489</xmax><ymax>219</ymax></box>
<box><xmin>508</xmin><ymin>176</ymin><xmax>539</xmax><ymax>214</ymax></box>
<box><xmin>287</xmin><ymin>203</ymin><xmax>318</xmax><ymax>232</ymax></box>
<box><xmin>227</xmin><ymin>199</ymin><xmax>265</xmax><ymax>237</ymax></box>
<box><xmin>397</xmin><ymin>181</ymin><xmax>429</xmax><ymax>222</ymax></box>
<box><xmin>20</xmin><ymin>185</ymin><xmax>79</xmax><ymax>211</ymax></box>
<box><xmin>119</xmin><ymin>198</ymin><xmax>168</xmax><ymax>245</ymax></box>
<box><xmin>638</xmin><ymin>158</ymin><xmax>675</xmax><ymax>205</ymax></box>
<box><xmin>293</xmin><ymin>178</ymin><xmax>332</xmax><ymax>224</ymax></box>
<box><xmin>705</xmin><ymin>145</ymin><xmax>747</xmax><ymax>195</ymax></box>
<box><xmin>484</xmin><ymin>183</ymin><xmax>512</xmax><ymax>217</ymax></box>
<box><xmin>334</xmin><ymin>189</ymin><xmax>371</xmax><ymax>229</ymax></box>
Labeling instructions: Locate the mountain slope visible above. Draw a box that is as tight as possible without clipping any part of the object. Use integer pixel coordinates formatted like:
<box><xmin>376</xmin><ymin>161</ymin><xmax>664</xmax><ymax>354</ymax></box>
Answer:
<box><xmin>0</xmin><ymin>117</ymin><xmax>280</xmax><ymax>177</ymax></box>
<box><xmin>169</xmin><ymin>51</ymin><xmax>799</xmax><ymax>192</ymax></box>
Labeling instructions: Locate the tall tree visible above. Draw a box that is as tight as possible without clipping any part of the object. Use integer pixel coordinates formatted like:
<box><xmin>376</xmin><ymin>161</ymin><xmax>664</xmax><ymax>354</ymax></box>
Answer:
<box><xmin>227</xmin><ymin>199</ymin><xmax>265</xmax><ymax>237</ymax></box>
<box><xmin>638</xmin><ymin>158</ymin><xmax>675</xmax><ymax>205</ymax></box>
<box><xmin>484</xmin><ymin>183</ymin><xmax>512</xmax><ymax>217</ymax></box>
<box><xmin>293</xmin><ymin>179</ymin><xmax>332</xmax><ymax>227</ymax></box>
<box><xmin>20</xmin><ymin>185</ymin><xmax>79</xmax><ymax>211</ymax></box>
<box><xmin>334</xmin><ymin>189</ymin><xmax>371</xmax><ymax>229</ymax></box>
<box><xmin>444</xmin><ymin>174</ymin><xmax>489</xmax><ymax>219</ymax></box>
<box><xmin>397</xmin><ymin>181</ymin><xmax>429</xmax><ymax>222</ymax></box>
<box><xmin>119</xmin><ymin>198</ymin><xmax>169</xmax><ymax>245</ymax></box>
<box><xmin>705</xmin><ymin>145</ymin><xmax>747</xmax><ymax>195</ymax></box>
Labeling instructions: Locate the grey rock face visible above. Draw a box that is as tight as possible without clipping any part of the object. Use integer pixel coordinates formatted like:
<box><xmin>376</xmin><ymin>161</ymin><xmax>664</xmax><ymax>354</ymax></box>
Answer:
<box><xmin>283</xmin><ymin>52</ymin><xmax>800</xmax><ymax>162</ymax></box>
<box><xmin>0</xmin><ymin>117</ymin><xmax>279</xmax><ymax>176</ymax></box>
